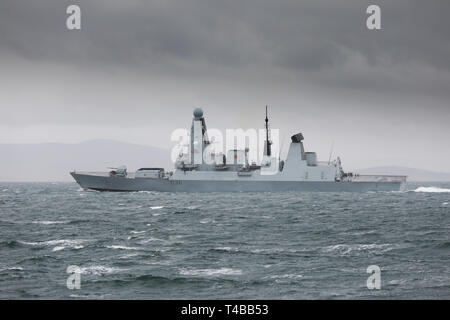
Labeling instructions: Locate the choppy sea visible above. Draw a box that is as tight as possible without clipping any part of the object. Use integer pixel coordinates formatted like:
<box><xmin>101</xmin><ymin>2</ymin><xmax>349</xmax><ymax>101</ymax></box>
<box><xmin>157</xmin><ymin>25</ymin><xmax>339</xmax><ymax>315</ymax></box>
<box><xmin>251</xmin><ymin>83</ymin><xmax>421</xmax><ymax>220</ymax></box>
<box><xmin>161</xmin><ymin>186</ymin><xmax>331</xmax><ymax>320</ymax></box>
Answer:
<box><xmin>0</xmin><ymin>182</ymin><xmax>449</xmax><ymax>299</ymax></box>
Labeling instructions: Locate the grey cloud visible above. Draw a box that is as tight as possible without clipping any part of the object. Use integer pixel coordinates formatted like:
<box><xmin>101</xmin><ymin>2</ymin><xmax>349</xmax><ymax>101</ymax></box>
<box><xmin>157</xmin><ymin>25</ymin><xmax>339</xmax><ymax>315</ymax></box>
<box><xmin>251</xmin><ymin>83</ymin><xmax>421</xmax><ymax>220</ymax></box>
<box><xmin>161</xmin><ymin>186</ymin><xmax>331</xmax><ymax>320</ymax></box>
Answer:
<box><xmin>1</xmin><ymin>0</ymin><xmax>450</xmax><ymax>105</ymax></box>
<box><xmin>0</xmin><ymin>0</ymin><xmax>449</xmax><ymax>171</ymax></box>
<box><xmin>1</xmin><ymin>1</ymin><xmax>449</xmax><ymax>72</ymax></box>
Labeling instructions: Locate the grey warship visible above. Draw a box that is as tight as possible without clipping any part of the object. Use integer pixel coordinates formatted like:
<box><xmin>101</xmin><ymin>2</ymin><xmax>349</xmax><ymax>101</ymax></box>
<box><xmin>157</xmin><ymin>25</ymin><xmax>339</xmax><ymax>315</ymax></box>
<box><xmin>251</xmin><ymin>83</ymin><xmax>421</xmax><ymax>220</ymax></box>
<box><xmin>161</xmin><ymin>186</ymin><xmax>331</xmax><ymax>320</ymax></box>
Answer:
<box><xmin>70</xmin><ymin>108</ymin><xmax>406</xmax><ymax>192</ymax></box>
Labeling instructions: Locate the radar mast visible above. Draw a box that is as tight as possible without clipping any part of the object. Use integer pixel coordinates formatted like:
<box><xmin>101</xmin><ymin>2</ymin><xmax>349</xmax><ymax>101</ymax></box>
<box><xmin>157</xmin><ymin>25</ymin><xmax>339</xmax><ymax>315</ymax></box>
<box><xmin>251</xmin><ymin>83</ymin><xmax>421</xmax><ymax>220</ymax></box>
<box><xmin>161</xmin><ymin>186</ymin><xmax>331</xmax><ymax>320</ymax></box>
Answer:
<box><xmin>264</xmin><ymin>105</ymin><xmax>272</xmax><ymax>157</ymax></box>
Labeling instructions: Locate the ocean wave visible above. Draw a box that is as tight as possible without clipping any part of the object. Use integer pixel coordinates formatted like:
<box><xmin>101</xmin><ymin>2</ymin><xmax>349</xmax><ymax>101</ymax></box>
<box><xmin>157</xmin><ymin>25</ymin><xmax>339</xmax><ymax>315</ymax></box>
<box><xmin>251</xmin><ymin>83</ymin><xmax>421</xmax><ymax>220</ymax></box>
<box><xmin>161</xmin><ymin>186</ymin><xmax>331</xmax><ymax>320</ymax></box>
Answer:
<box><xmin>388</xmin><ymin>279</ymin><xmax>408</xmax><ymax>286</ymax></box>
<box><xmin>322</xmin><ymin>243</ymin><xmax>393</xmax><ymax>255</ymax></box>
<box><xmin>32</xmin><ymin>220</ymin><xmax>68</xmax><ymax>225</ymax></box>
<box><xmin>199</xmin><ymin>218</ymin><xmax>214</xmax><ymax>224</ymax></box>
<box><xmin>118</xmin><ymin>253</ymin><xmax>140</xmax><ymax>259</ymax></box>
<box><xmin>106</xmin><ymin>245</ymin><xmax>139</xmax><ymax>250</ymax></box>
<box><xmin>20</xmin><ymin>239</ymin><xmax>87</xmax><ymax>246</ymax></box>
<box><xmin>0</xmin><ymin>240</ymin><xmax>24</xmax><ymax>248</ymax></box>
<box><xmin>413</xmin><ymin>187</ymin><xmax>450</xmax><ymax>193</ymax></box>
<box><xmin>437</xmin><ymin>241</ymin><xmax>450</xmax><ymax>249</ymax></box>
<box><xmin>248</xmin><ymin>247</ymin><xmax>304</xmax><ymax>255</ymax></box>
<box><xmin>139</xmin><ymin>237</ymin><xmax>163</xmax><ymax>244</ymax></box>
<box><xmin>130</xmin><ymin>230</ymin><xmax>146</xmax><ymax>234</ymax></box>
<box><xmin>51</xmin><ymin>245</ymin><xmax>84</xmax><ymax>252</ymax></box>
<box><xmin>213</xmin><ymin>247</ymin><xmax>240</xmax><ymax>252</ymax></box>
<box><xmin>267</xmin><ymin>274</ymin><xmax>303</xmax><ymax>280</ymax></box>
<box><xmin>19</xmin><ymin>239</ymin><xmax>87</xmax><ymax>252</ymax></box>
<box><xmin>0</xmin><ymin>266</ymin><xmax>23</xmax><ymax>272</ymax></box>
<box><xmin>152</xmin><ymin>212</ymin><xmax>167</xmax><ymax>216</ymax></box>
<box><xmin>69</xmin><ymin>293</ymin><xmax>112</xmax><ymax>299</ymax></box>
<box><xmin>179</xmin><ymin>268</ymin><xmax>242</xmax><ymax>276</ymax></box>
<box><xmin>79</xmin><ymin>265</ymin><xmax>126</xmax><ymax>275</ymax></box>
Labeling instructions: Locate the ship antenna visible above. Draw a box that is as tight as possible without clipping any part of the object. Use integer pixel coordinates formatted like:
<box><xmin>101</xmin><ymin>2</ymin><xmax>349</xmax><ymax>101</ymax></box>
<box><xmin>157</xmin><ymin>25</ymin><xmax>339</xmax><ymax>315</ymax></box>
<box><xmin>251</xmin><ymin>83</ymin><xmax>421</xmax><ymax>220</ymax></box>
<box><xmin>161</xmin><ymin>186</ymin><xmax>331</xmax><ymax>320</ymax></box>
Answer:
<box><xmin>265</xmin><ymin>105</ymin><xmax>272</xmax><ymax>156</ymax></box>
<box><xmin>328</xmin><ymin>140</ymin><xmax>334</xmax><ymax>165</ymax></box>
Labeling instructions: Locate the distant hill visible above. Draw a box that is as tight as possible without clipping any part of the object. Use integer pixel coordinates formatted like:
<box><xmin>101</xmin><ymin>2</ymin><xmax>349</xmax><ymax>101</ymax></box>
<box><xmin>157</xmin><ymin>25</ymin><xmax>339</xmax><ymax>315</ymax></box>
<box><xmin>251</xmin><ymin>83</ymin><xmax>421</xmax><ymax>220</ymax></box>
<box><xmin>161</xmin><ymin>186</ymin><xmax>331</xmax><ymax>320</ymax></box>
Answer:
<box><xmin>357</xmin><ymin>166</ymin><xmax>450</xmax><ymax>182</ymax></box>
<box><xmin>0</xmin><ymin>140</ymin><xmax>172</xmax><ymax>182</ymax></box>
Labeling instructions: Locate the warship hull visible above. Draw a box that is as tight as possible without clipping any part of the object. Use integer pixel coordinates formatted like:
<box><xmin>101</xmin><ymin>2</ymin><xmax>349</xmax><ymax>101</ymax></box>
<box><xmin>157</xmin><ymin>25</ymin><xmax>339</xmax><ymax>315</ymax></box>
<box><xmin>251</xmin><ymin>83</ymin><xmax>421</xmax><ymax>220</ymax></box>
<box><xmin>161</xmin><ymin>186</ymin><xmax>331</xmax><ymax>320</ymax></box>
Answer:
<box><xmin>71</xmin><ymin>172</ymin><xmax>405</xmax><ymax>193</ymax></box>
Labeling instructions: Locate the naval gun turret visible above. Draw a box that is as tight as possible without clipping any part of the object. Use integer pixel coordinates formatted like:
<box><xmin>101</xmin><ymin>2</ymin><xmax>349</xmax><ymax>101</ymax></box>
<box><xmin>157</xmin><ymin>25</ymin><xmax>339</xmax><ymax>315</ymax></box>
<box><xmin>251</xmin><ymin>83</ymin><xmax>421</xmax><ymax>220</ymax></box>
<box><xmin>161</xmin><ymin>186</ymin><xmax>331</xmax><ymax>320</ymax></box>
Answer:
<box><xmin>108</xmin><ymin>165</ymin><xmax>127</xmax><ymax>177</ymax></box>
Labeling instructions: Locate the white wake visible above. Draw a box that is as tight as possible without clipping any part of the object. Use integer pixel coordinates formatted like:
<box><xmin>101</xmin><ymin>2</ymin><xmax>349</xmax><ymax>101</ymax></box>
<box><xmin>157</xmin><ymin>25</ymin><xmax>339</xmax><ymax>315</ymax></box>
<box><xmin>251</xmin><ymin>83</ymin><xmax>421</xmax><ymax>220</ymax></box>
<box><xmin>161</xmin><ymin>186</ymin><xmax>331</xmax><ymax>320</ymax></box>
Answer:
<box><xmin>413</xmin><ymin>186</ymin><xmax>450</xmax><ymax>193</ymax></box>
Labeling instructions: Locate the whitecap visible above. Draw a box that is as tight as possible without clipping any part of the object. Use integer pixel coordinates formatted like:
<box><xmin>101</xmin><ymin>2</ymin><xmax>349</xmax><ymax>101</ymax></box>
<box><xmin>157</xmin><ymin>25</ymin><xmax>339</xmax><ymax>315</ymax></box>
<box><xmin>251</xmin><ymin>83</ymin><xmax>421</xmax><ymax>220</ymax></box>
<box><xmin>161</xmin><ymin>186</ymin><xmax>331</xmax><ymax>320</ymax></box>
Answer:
<box><xmin>139</xmin><ymin>237</ymin><xmax>163</xmax><ymax>244</ymax></box>
<box><xmin>20</xmin><ymin>239</ymin><xmax>88</xmax><ymax>248</ymax></box>
<box><xmin>32</xmin><ymin>220</ymin><xmax>68</xmax><ymax>225</ymax></box>
<box><xmin>389</xmin><ymin>279</ymin><xmax>407</xmax><ymax>285</ymax></box>
<box><xmin>52</xmin><ymin>245</ymin><xmax>83</xmax><ymax>252</ymax></box>
<box><xmin>214</xmin><ymin>247</ymin><xmax>239</xmax><ymax>252</ymax></box>
<box><xmin>0</xmin><ymin>266</ymin><xmax>23</xmax><ymax>272</ymax></box>
<box><xmin>249</xmin><ymin>247</ymin><xmax>294</xmax><ymax>254</ymax></box>
<box><xmin>79</xmin><ymin>265</ymin><xmax>125</xmax><ymax>275</ymax></box>
<box><xmin>18</xmin><ymin>241</ymin><xmax>39</xmax><ymax>246</ymax></box>
<box><xmin>118</xmin><ymin>253</ymin><xmax>140</xmax><ymax>259</ymax></box>
<box><xmin>45</xmin><ymin>239</ymin><xmax>86</xmax><ymax>247</ymax></box>
<box><xmin>414</xmin><ymin>186</ymin><xmax>450</xmax><ymax>193</ymax></box>
<box><xmin>9</xmin><ymin>266</ymin><xmax>23</xmax><ymax>271</ymax></box>
<box><xmin>106</xmin><ymin>245</ymin><xmax>139</xmax><ymax>250</ymax></box>
<box><xmin>179</xmin><ymin>268</ymin><xmax>242</xmax><ymax>276</ymax></box>
<box><xmin>152</xmin><ymin>212</ymin><xmax>167</xmax><ymax>216</ymax></box>
<box><xmin>322</xmin><ymin>243</ymin><xmax>393</xmax><ymax>255</ymax></box>
<box><xmin>267</xmin><ymin>274</ymin><xmax>303</xmax><ymax>279</ymax></box>
<box><xmin>69</xmin><ymin>293</ymin><xmax>112</xmax><ymax>299</ymax></box>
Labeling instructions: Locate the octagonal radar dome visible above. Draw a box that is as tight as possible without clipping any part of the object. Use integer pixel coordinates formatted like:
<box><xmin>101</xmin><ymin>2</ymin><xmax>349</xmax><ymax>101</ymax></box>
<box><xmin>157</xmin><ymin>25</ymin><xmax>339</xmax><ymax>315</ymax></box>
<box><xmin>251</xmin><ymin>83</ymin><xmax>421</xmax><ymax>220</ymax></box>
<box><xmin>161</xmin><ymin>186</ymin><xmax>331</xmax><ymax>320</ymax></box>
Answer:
<box><xmin>193</xmin><ymin>107</ymin><xmax>203</xmax><ymax>119</ymax></box>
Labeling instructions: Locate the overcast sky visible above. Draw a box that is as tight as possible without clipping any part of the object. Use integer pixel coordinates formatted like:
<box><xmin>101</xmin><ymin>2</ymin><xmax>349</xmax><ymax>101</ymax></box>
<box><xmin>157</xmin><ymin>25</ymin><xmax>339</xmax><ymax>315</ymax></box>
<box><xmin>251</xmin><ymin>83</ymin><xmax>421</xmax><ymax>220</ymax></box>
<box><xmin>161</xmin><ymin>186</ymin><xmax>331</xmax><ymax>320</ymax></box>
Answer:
<box><xmin>1</xmin><ymin>0</ymin><xmax>449</xmax><ymax>171</ymax></box>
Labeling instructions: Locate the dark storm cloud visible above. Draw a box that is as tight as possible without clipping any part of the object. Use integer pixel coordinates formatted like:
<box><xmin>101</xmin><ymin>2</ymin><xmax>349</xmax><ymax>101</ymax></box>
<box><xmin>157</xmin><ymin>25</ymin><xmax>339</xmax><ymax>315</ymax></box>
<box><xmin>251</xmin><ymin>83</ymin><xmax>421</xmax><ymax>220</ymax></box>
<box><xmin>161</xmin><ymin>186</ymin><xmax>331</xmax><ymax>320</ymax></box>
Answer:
<box><xmin>1</xmin><ymin>0</ymin><xmax>450</xmax><ymax>116</ymax></box>
<box><xmin>1</xmin><ymin>0</ymin><xmax>450</xmax><ymax>172</ymax></box>
<box><xmin>1</xmin><ymin>0</ymin><xmax>450</xmax><ymax>73</ymax></box>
